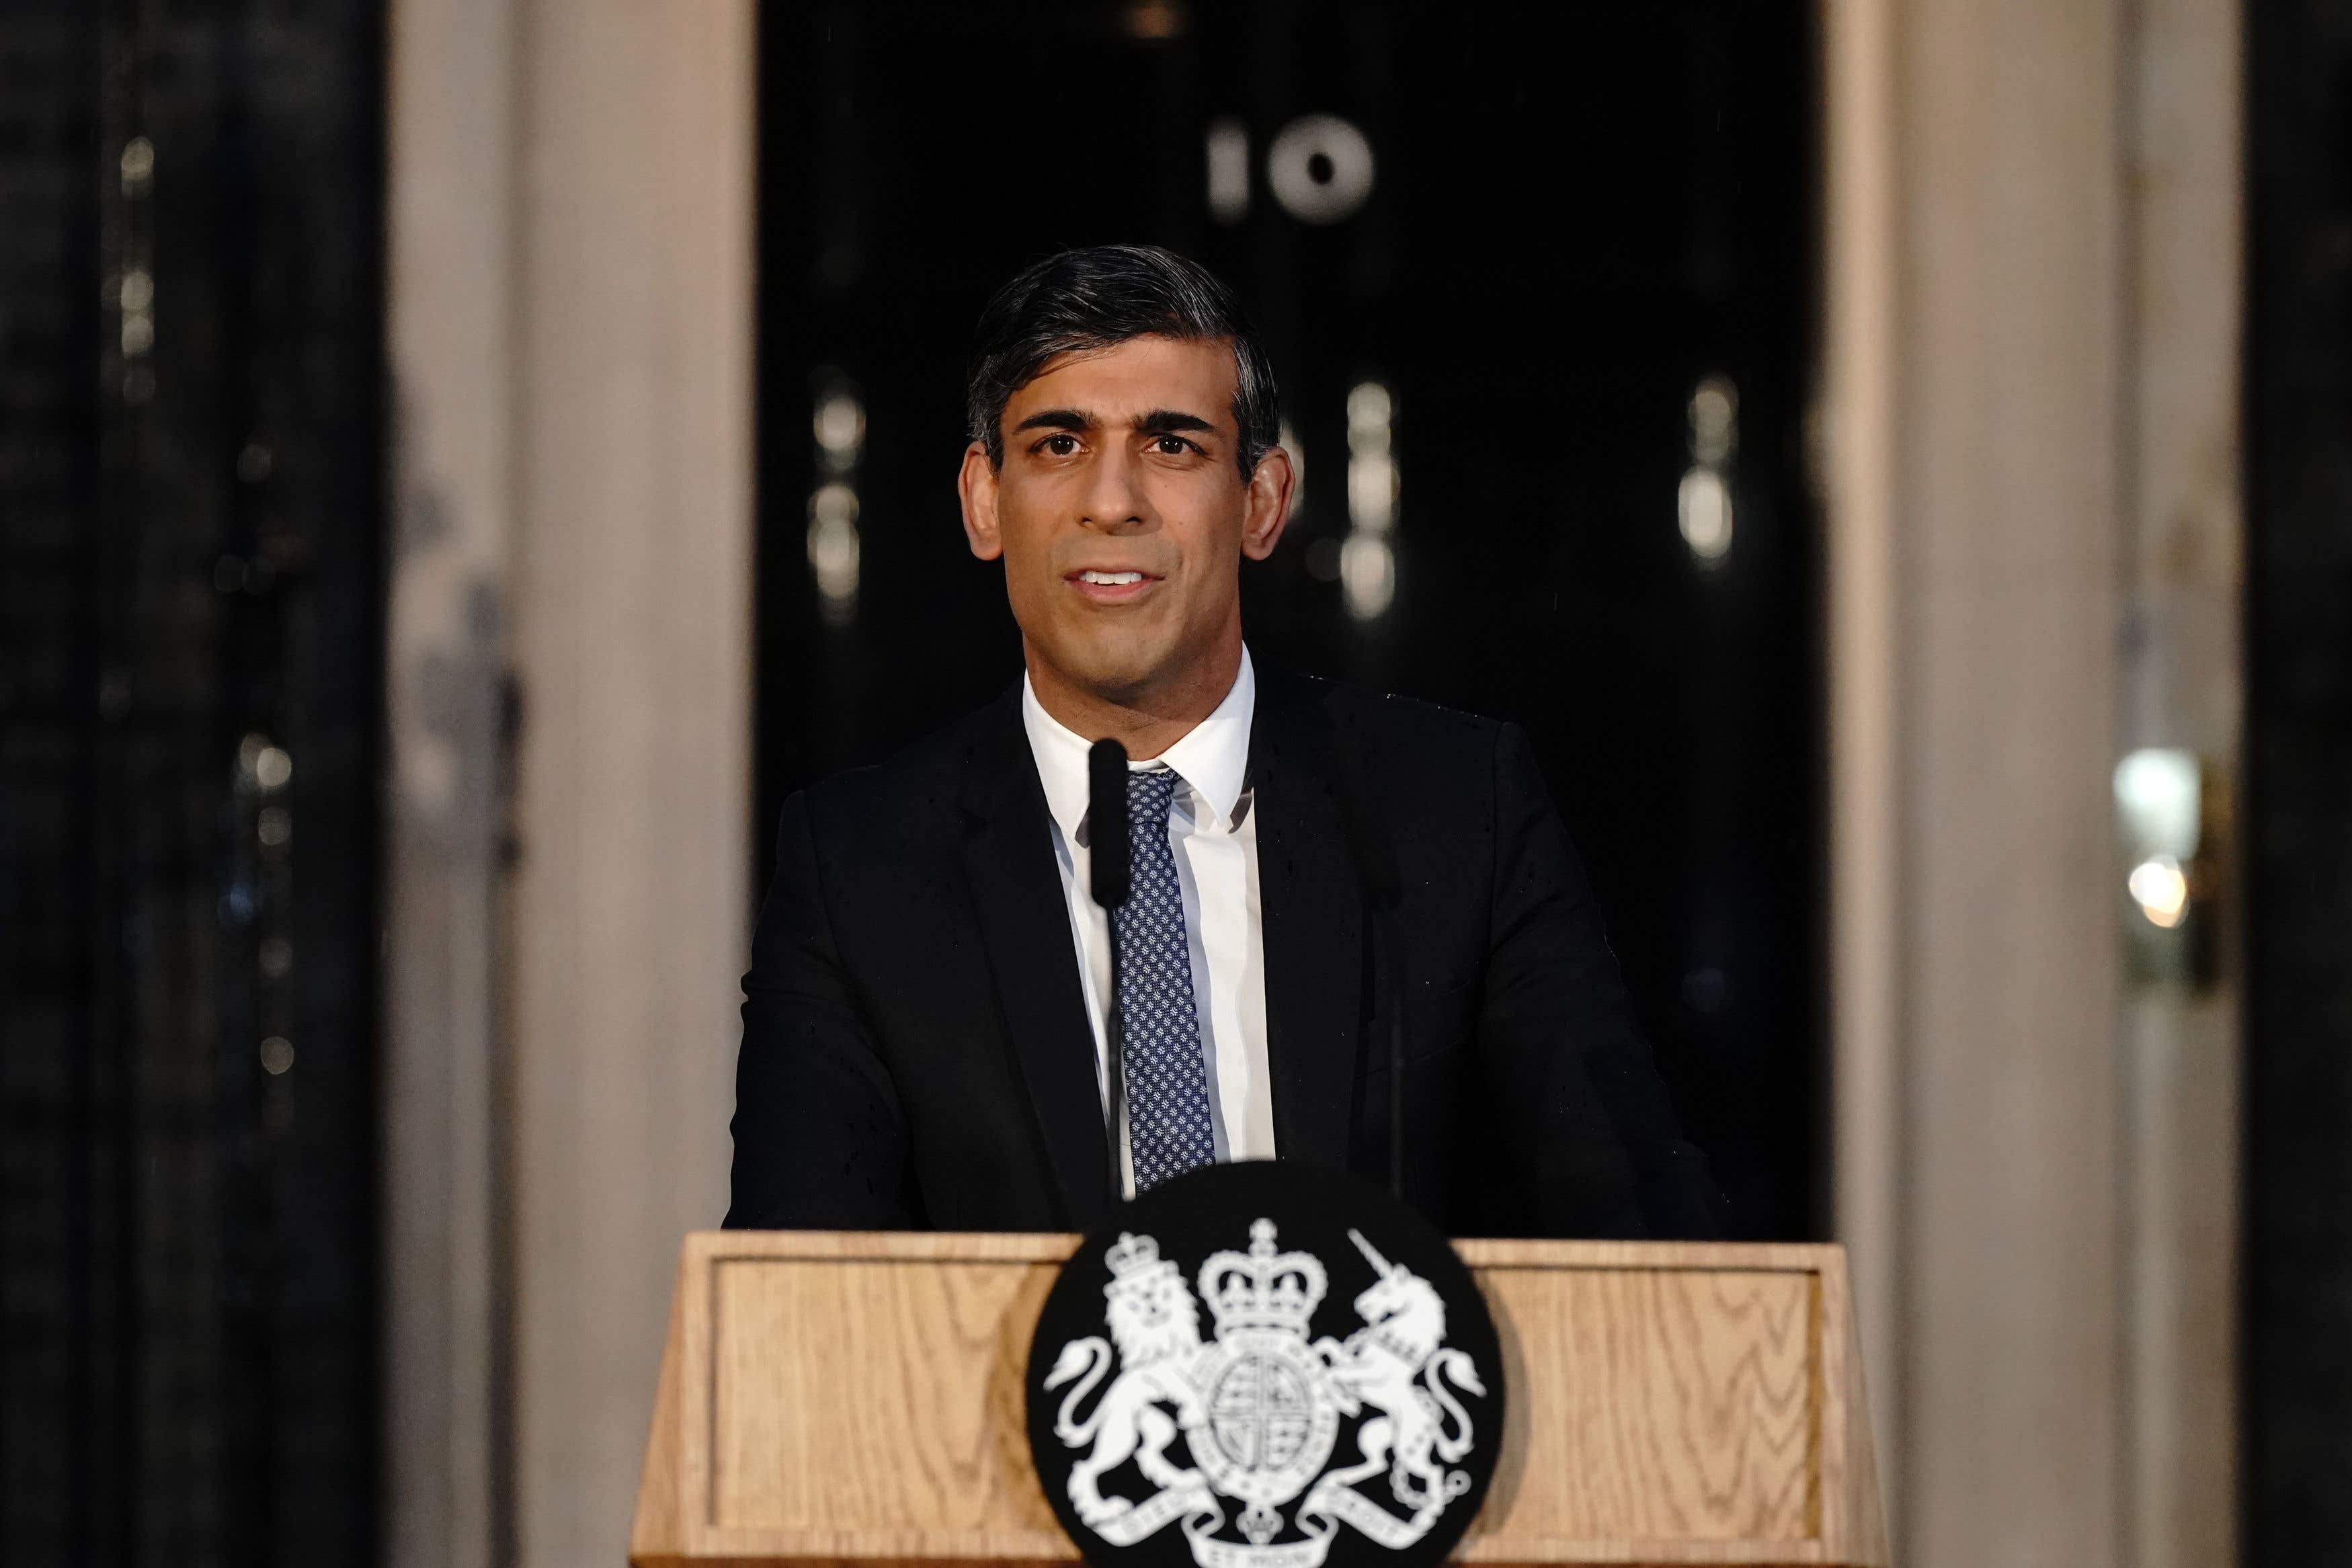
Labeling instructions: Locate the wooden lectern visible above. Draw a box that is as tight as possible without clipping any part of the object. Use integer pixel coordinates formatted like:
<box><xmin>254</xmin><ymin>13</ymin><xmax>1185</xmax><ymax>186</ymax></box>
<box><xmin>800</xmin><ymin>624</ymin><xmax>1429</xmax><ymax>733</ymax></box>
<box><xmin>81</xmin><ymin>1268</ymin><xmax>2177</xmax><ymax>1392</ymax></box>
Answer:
<box><xmin>631</xmin><ymin>1232</ymin><xmax>1887</xmax><ymax>1568</ymax></box>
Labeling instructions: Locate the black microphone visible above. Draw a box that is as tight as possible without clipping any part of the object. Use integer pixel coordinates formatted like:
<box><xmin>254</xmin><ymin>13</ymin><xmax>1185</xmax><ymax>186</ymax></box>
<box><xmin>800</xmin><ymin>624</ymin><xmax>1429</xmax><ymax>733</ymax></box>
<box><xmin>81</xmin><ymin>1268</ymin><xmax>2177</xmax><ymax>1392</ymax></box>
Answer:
<box><xmin>1332</xmin><ymin>729</ymin><xmax>1410</xmax><ymax>1202</ymax></box>
<box><xmin>1087</xmin><ymin>739</ymin><xmax>1131</xmax><ymax>1204</ymax></box>
<box><xmin>1088</xmin><ymin>739</ymin><xmax>1131</xmax><ymax>909</ymax></box>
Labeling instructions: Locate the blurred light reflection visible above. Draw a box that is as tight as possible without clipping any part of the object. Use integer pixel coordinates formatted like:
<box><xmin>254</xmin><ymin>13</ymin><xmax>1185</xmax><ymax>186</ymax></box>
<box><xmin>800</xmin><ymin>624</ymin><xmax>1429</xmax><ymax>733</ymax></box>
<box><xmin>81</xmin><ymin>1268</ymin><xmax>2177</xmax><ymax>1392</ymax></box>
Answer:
<box><xmin>1267</xmin><ymin>115</ymin><xmax>1375</xmax><ymax>225</ymax></box>
<box><xmin>1207</xmin><ymin>119</ymin><xmax>1249</xmax><ymax>224</ymax></box>
<box><xmin>1679</xmin><ymin>374</ymin><xmax>1738</xmax><ymax>566</ymax></box>
<box><xmin>2128</xmin><ymin>855</ymin><xmax>2190</xmax><ymax>928</ymax></box>
<box><xmin>1342</xmin><ymin>380</ymin><xmax>1395</xmax><ymax>620</ymax></box>
<box><xmin>808</xmin><ymin>374</ymin><xmax>864</xmax><ymax>623</ymax></box>
<box><xmin>1340</xmin><ymin>535</ymin><xmax>1393</xmax><ymax>620</ymax></box>
<box><xmin>2115</xmin><ymin>747</ymin><xmax>2203</xmax><ymax>940</ymax></box>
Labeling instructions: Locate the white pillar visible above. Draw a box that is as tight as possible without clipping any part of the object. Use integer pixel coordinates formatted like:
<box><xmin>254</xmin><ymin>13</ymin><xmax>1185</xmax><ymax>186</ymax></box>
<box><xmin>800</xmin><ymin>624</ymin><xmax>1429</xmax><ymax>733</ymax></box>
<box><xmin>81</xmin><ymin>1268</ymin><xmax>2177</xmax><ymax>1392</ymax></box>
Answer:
<box><xmin>1824</xmin><ymin>0</ymin><xmax>2240</xmax><ymax>1562</ymax></box>
<box><xmin>505</xmin><ymin>4</ymin><xmax>756</xmax><ymax>1565</ymax></box>
<box><xmin>385</xmin><ymin>2</ymin><xmax>756</xmax><ymax>1564</ymax></box>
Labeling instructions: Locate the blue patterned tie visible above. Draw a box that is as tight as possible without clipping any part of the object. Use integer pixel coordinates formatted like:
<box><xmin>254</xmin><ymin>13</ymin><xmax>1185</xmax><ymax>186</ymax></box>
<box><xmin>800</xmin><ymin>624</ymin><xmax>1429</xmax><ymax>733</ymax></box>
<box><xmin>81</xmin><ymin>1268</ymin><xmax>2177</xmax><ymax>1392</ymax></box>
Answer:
<box><xmin>1114</xmin><ymin>768</ymin><xmax>1217</xmax><ymax>1192</ymax></box>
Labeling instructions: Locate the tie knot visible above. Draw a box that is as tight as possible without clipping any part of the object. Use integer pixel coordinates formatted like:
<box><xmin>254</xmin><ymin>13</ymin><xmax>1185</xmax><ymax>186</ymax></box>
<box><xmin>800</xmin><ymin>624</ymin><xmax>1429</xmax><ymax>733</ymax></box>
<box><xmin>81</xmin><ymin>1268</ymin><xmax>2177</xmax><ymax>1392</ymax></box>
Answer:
<box><xmin>1126</xmin><ymin>767</ymin><xmax>1182</xmax><ymax>825</ymax></box>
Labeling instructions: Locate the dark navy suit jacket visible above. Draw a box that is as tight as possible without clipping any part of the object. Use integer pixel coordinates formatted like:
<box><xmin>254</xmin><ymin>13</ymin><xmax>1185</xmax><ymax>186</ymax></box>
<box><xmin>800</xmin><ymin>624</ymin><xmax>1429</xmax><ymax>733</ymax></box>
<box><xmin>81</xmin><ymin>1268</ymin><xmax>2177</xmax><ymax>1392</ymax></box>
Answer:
<box><xmin>726</xmin><ymin>664</ymin><xmax>1724</xmax><ymax>1238</ymax></box>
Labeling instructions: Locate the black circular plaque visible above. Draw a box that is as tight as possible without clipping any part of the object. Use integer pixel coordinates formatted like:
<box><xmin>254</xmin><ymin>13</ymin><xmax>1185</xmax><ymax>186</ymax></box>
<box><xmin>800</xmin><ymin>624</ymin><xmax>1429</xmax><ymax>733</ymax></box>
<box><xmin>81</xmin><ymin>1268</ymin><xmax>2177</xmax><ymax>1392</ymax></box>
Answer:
<box><xmin>1026</xmin><ymin>1162</ymin><xmax>1504</xmax><ymax>1568</ymax></box>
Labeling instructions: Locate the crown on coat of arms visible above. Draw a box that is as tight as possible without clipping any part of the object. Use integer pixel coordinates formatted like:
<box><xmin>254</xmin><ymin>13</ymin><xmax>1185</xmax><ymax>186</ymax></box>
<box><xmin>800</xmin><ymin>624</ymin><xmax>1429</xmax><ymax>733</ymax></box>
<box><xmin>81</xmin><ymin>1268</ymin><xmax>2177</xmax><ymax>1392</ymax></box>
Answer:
<box><xmin>1199</xmin><ymin>1218</ymin><xmax>1328</xmax><ymax>1338</ymax></box>
<box><xmin>1103</xmin><ymin>1231</ymin><xmax>1180</xmax><ymax>1287</ymax></box>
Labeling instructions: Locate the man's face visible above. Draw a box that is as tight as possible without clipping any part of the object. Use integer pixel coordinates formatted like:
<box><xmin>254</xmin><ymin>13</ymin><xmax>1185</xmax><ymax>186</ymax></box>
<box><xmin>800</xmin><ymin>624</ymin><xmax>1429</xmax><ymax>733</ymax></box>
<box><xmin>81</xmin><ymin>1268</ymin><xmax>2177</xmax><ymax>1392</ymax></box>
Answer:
<box><xmin>959</xmin><ymin>335</ymin><xmax>1291</xmax><ymax>707</ymax></box>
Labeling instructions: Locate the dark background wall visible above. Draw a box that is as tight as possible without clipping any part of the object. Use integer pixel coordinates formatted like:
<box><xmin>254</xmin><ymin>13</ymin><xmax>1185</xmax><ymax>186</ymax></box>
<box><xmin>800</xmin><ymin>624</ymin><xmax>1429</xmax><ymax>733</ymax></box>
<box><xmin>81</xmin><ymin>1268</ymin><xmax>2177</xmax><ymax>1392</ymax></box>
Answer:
<box><xmin>754</xmin><ymin>0</ymin><xmax>1822</xmax><ymax>1241</ymax></box>
<box><xmin>0</xmin><ymin>3</ymin><xmax>382</xmax><ymax>1563</ymax></box>
<box><xmin>2244</xmin><ymin>1</ymin><xmax>2352</xmax><ymax>1561</ymax></box>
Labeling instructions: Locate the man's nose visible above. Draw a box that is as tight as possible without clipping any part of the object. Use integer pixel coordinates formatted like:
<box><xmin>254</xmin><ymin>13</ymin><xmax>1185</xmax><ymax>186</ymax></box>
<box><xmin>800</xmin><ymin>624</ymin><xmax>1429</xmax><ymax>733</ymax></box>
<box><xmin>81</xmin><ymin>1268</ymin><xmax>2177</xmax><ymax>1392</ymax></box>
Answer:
<box><xmin>1079</xmin><ymin>445</ymin><xmax>1150</xmax><ymax>530</ymax></box>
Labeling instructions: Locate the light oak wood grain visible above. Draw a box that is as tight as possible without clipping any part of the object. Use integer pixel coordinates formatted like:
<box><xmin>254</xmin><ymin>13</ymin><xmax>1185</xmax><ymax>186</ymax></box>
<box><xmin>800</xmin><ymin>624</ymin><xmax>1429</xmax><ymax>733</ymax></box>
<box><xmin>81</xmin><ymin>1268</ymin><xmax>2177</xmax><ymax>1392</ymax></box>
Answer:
<box><xmin>1464</xmin><ymin>1268</ymin><xmax>1814</xmax><ymax>1543</ymax></box>
<box><xmin>631</xmin><ymin>1233</ymin><xmax>1886</xmax><ymax>1568</ymax></box>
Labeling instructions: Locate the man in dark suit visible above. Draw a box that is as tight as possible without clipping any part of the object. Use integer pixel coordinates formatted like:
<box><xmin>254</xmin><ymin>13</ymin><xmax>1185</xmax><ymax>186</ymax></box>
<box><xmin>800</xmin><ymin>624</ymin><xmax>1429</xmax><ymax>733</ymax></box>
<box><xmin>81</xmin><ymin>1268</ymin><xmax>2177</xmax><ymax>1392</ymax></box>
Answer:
<box><xmin>729</xmin><ymin>245</ymin><xmax>1722</xmax><ymax>1239</ymax></box>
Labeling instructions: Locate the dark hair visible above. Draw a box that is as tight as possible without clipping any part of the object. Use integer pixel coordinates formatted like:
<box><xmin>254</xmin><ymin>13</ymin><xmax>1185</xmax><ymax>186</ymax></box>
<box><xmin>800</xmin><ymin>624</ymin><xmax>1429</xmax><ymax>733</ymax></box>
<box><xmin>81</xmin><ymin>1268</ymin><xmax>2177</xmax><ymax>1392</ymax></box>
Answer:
<box><xmin>967</xmin><ymin>244</ymin><xmax>1281</xmax><ymax>480</ymax></box>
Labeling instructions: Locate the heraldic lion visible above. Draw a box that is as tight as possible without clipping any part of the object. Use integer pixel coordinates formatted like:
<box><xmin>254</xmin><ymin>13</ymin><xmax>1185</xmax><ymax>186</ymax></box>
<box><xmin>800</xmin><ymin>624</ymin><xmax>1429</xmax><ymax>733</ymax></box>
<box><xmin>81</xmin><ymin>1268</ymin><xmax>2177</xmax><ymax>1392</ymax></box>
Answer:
<box><xmin>1045</xmin><ymin>1234</ymin><xmax>1209</xmax><ymax>1526</ymax></box>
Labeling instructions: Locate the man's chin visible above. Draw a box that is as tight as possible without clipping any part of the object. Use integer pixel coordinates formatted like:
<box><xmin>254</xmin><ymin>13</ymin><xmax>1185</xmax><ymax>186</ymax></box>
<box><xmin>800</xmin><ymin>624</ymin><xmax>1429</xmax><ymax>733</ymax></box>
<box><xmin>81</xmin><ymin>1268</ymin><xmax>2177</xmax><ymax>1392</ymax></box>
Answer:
<box><xmin>1069</xmin><ymin>660</ymin><xmax>1170</xmax><ymax>709</ymax></box>
<box><xmin>1038</xmin><ymin>636</ymin><xmax>1181</xmax><ymax>708</ymax></box>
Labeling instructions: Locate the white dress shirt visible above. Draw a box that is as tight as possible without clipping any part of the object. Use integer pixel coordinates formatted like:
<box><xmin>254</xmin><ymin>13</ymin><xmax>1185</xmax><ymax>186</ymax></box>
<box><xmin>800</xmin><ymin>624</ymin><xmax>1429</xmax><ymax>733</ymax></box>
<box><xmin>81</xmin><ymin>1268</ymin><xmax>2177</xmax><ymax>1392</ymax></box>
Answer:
<box><xmin>1021</xmin><ymin>647</ymin><xmax>1274</xmax><ymax>1195</ymax></box>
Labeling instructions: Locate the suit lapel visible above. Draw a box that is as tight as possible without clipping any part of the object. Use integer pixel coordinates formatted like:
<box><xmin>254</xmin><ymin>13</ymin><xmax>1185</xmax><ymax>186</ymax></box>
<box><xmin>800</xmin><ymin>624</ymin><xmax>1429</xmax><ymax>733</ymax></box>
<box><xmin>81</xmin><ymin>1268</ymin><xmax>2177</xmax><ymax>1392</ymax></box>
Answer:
<box><xmin>959</xmin><ymin>690</ymin><xmax>1112</xmax><ymax>1232</ymax></box>
<box><xmin>1248</xmin><ymin>667</ymin><xmax>1367</xmax><ymax>1173</ymax></box>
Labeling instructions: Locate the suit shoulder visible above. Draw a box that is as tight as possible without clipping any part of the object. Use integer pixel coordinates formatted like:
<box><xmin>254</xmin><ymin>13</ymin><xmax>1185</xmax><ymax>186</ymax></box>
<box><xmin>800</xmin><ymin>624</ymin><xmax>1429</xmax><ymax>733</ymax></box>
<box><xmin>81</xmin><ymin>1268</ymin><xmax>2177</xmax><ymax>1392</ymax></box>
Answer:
<box><xmin>1283</xmin><ymin>669</ymin><xmax>1508</xmax><ymax>761</ymax></box>
<box><xmin>792</xmin><ymin>692</ymin><xmax>1012</xmax><ymax>835</ymax></box>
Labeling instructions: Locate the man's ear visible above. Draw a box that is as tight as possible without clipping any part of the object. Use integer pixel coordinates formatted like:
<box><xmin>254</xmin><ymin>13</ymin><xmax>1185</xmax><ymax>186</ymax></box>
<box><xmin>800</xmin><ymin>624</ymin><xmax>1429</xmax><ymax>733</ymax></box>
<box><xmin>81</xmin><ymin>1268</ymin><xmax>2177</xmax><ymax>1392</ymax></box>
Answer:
<box><xmin>1239</xmin><ymin>443</ymin><xmax>1295</xmax><ymax>563</ymax></box>
<box><xmin>959</xmin><ymin>442</ymin><xmax>1004</xmax><ymax>561</ymax></box>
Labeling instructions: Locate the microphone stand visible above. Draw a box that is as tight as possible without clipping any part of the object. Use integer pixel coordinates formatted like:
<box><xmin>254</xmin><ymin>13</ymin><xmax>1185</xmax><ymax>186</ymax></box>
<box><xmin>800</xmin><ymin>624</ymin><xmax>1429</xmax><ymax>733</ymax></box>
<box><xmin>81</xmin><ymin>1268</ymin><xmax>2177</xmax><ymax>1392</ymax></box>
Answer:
<box><xmin>1087</xmin><ymin>739</ymin><xmax>1133</xmax><ymax>1206</ymax></box>
<box><xmin>1379</xmin><ymin>905</ymin><xmax>1406</xmax><ymax>1202</ymax></box>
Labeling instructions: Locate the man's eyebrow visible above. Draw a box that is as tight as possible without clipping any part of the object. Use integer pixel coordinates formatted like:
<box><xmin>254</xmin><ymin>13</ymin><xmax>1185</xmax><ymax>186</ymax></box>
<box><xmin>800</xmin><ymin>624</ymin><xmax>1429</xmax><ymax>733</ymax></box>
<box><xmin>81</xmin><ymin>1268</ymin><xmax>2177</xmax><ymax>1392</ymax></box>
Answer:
<box><xmin>1011</xmin><ymin>408</ymin><xmax>1223</xmax><ymax>438</ymax></box>
<box><xmin>1130</xmin><ymin>409</ymin><xmax>1219</xmax><ymax>436</ymax></box>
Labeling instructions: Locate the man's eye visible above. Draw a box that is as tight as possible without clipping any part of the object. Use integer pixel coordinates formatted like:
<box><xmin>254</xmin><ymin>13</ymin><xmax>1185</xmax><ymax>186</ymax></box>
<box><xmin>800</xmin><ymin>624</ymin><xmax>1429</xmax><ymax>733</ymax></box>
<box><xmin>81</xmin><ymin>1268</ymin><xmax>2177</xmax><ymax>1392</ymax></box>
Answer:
<box><xmin>1039</xmin><ymin>434</ymin><xmax>1079</xmax><ymax>456</ymax></box>
<box><xmin>1153</xmin><ymin>436</ymin><xmax>1195</xmax><ymax>456</ymax></box>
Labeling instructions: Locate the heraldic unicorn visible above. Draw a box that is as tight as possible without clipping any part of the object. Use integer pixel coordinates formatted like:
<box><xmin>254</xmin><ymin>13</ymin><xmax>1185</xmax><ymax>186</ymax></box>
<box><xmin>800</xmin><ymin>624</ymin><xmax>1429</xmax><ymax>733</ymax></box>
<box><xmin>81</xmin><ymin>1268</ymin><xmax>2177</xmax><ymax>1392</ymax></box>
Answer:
<box><xmin>1043</xmin><ymin>1217</ymin><xmax>1487</xmax><ymax>1568</ymax></box>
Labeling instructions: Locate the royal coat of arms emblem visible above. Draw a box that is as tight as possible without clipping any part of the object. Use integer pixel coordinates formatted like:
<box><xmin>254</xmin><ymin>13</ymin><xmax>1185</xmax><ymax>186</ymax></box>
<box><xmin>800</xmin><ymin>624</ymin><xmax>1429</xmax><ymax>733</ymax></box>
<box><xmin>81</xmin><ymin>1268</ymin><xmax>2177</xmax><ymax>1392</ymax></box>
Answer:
<box><xmin>1028</xmin><ymin>1166</ymin><xmax>1500</xmax><ymax>1568</ymax></box>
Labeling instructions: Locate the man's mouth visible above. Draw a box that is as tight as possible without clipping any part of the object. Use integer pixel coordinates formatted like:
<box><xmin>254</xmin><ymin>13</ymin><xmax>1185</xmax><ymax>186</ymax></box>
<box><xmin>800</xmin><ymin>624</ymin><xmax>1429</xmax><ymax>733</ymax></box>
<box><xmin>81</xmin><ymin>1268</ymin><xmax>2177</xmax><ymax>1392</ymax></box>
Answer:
<box><xmin>1067</xmin><ymin>568</ymin><xmax>1160</xmax><ymax>603</ymax></box>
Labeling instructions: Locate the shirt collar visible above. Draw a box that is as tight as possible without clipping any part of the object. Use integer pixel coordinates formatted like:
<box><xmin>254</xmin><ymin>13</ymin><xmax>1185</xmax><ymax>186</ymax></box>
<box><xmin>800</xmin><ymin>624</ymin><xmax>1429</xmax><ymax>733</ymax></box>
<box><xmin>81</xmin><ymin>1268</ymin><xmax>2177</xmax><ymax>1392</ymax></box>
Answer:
<box><xmin>1020</xmin><ymin>645</ymin><xmax>1256</xmax><ymax>838</ymax></box>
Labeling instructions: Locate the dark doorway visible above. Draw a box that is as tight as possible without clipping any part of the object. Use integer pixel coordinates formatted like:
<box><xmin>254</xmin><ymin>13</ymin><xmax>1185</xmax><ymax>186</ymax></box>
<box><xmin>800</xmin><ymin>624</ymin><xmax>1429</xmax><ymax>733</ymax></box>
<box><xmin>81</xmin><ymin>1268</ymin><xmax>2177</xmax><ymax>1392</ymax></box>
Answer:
<box><xmin>754</xmin><ymin>0</ymin><xmax>1819</xmax><ymax>1239</ymax></box>
<box><xmin>2242</xmin><ymin>1</ymin><xmax>2352</xmax><ymax>1560</ymax></box>
<box><xmin>0</xmin><ymin>3</ymin><xmax>383</xmax><ymax>1563</ymax></box>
